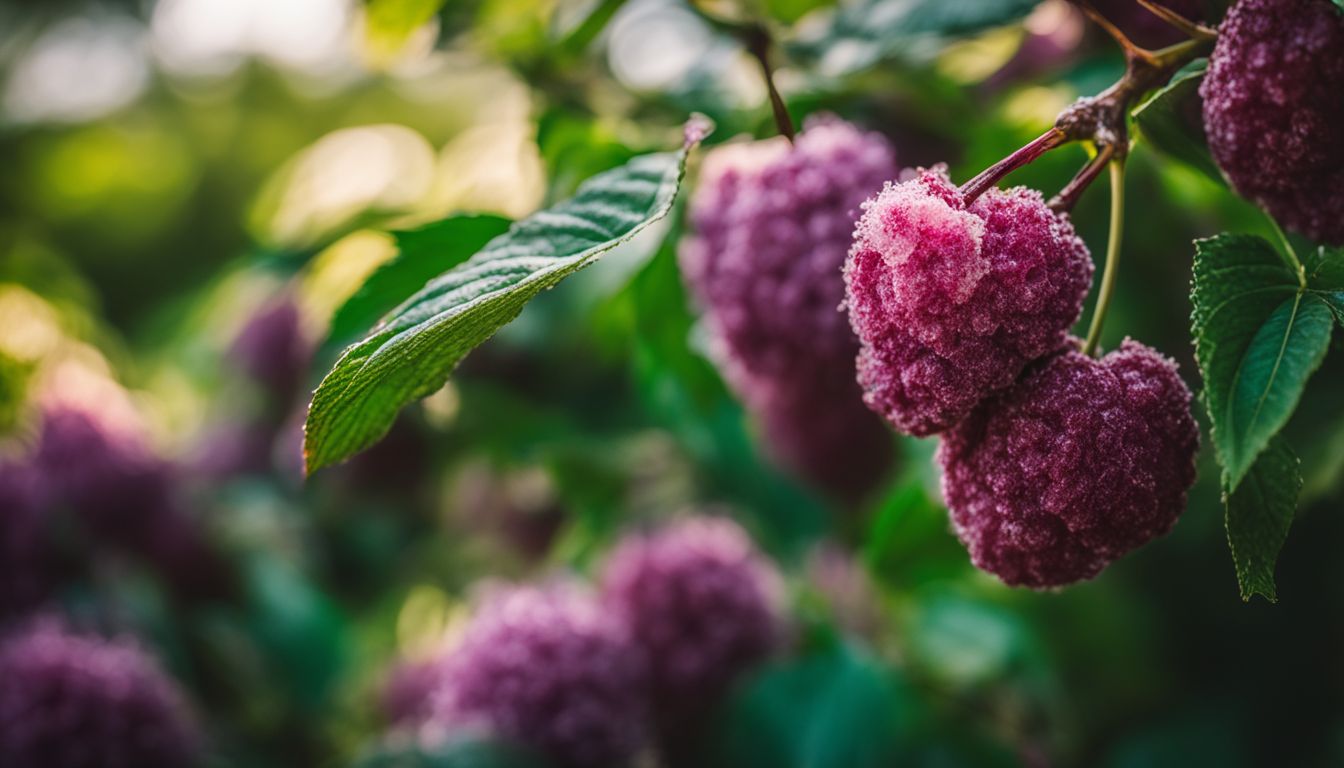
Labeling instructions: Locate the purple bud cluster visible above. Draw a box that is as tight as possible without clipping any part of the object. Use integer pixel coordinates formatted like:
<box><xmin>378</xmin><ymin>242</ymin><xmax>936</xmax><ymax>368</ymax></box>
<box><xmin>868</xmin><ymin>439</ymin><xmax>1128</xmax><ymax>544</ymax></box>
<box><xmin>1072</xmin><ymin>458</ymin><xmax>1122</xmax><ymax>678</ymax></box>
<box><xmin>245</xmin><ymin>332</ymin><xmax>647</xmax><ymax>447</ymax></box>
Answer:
<box><xmin>680</xmin><ymin>118</ymin><xmax>898</xmax><ymax>497</ymax></box>
<box><xmin>431</xmin><ymin>584</ymin><xmax>648</xmax><ymax>768</ymax></box>
<box><xmin>0</xmin><ymin>621</ymin><xmax>201</xmax><ymax>768</ymax></box>
<box><xmin>600</xmin><ymin>517</ymin><xmax>781</xmax><ymax>712</ymax></box>
<box><xmin>938</xmin><ymin>341</ymin><xmax>1198</xmax><ymax>588</ymax></box>
<box><xmin>1201</xmin><ymin>0</ymin><xmax>1344</xmax><ymax>245</ymax></box>
<box><xmin>382</xmin><ymin>515</ymin><xmax>784</xmax><ymax>766</ymax></box>
<box><xmin>845</xmin><ymin>167</ymin><xmax>1093</xmax><ymax>436</ymax></box>
<box><xmin>0</xmin><ymin>406</ymin><xmax>230</xmax><ymax>609</ymax></box>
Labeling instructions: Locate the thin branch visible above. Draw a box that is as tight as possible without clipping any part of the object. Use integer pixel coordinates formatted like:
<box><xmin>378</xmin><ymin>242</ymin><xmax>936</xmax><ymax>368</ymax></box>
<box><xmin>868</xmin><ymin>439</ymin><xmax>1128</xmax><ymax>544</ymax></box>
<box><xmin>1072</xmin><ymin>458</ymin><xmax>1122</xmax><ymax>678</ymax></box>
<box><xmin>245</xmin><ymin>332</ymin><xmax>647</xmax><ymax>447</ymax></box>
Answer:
<box><xmin>1136</xmin><ymin>0</ymin><xmax>1219</xmax><ymax>41</ymax></box>
<box><xmin>1049</xmin><ymin>143</ymin><xmax>1116</xmax><ymax>213</ymax></box>
<box><xmin>1082</xmin><ymin>159</ymin><xmax>1127</xmax><ymax>357</ymax></box>
<box><xmin>960</xmin><ymin>128</ymin><xmax>1069</xmax><ymax>204</ymax></box>
<box><xmin>742</xmin><ymin>24</ymin><xmax>795</xmax><ymax>143</ymax></box>
<box><xmin>1073</xmin><ymin>0</ymin><xmax>1160</xmax><ymax>65</ymax></box>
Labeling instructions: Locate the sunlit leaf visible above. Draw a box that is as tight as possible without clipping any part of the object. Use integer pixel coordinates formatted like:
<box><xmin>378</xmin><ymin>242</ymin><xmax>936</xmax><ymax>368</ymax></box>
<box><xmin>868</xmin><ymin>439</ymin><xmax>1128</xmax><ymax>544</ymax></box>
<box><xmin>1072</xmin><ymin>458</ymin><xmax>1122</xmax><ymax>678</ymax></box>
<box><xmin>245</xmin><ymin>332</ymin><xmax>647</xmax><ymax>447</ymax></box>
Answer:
<box><xmin>304</xmin><ymin>118</ymin><xmax>712</xmax><ymax>473</ymax></box>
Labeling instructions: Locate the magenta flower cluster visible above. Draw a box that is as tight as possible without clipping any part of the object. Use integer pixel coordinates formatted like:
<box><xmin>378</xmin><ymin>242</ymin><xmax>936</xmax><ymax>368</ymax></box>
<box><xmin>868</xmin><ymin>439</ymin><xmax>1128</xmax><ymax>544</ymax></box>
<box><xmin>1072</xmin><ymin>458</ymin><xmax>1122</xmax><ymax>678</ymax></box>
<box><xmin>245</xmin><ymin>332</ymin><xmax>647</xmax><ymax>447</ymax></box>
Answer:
<box><xmin>938</xmin><ymin>342</ymin><xmax>1199</xmax><ymax>588</ymax></box>
<box><xmin>680</xmin><ymin>118</ymin><xmax>898</xmax><ymax>496</ymax></box>
<box><xmin>1201</xmin><ymin>0</ymin><xmax>1344</xmax><ymax>245</ymax></box>
<box><xmin>0</xmin><ymin>621</ymin><xmax>201</xmax><ymax>768</ymax></box>
<box><xmin>845</xmin><ymin>166</ymin><xmax>1093</xmax><ymax>436</ymax></box>
<box><xmin>382</xmin><ymin>515</ymin><xmax>783</xmax><ymax>767</ymax></box>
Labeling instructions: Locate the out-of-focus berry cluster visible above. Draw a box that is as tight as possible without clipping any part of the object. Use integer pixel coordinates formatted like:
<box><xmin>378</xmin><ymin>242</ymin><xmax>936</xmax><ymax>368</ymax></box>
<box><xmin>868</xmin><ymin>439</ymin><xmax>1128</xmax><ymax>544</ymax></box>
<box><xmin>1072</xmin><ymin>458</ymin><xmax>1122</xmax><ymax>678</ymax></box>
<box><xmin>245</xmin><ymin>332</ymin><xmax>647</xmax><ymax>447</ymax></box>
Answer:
<box><xmin>680</xmin><ymin>118</ymin><xmax>899</xmax><ymax>499</ymax></box>
<box><xmin>380</xmin><ymin>514</ymin><xmax>782</xmax><ymax>768</ymax></box>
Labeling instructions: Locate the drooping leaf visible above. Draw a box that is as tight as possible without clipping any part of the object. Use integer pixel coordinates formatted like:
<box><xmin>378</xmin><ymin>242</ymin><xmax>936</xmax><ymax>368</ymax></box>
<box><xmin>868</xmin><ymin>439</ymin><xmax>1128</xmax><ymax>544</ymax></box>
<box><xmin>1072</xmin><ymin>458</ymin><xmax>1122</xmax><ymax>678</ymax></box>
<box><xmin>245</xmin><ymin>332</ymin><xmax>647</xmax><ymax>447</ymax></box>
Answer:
<box><xmin>1133</xmin><ymin>58</ymin><xmax>1223</xmax><ymax>183</ymax></box>
<box><xmin>325</xmin><ymin>214</ymin><xmax>512</xmax><ymax>351</ymax></box>
<box><xmin>1224</xmin><ymin>436</ymin><xmax>1301</xmax><ymax>602</ymax></box>
<box><xmin>304</xmin><ymin>118</ymin><xmax>712</xmax><ymax>473</ymax></box>
<box><xmin>1190</xmin><ymin>234</ymin><xmax>1331</xmax><ymax>491</ymax></box>
<box><xmin>788</xmin><ymin>0</ymin><xmax>1037</xmax><ymax>75</ymax></box>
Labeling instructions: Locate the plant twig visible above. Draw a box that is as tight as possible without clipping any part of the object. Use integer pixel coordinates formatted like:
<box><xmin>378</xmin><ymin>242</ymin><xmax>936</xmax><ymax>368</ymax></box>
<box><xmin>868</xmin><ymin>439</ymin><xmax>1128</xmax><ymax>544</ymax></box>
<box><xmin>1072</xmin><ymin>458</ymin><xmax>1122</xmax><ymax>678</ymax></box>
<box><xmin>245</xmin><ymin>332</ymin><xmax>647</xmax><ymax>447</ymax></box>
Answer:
<box><xmin>1082</xmin><ymin>159</ymin><xmax>1126</xmax><ymax>357</ymax></box>
<box><xmin>1136</xmin><ymin>0</ymin><xmax>1219</xmax><ymax>40</ymax></box>
<box><xmin>960</xmin><ymin>128</ymin><xmax>1069</xmax><ymax>204</ymax></box>
<box><xmin>1049</xmin><ymin>143</ymin><xmax>1116</xmax><ymax>213</ymax></box>
<box><xmin>742</xmin><ymin>23</ymin><xmax>795</xmax><ymax>143</ymax></box>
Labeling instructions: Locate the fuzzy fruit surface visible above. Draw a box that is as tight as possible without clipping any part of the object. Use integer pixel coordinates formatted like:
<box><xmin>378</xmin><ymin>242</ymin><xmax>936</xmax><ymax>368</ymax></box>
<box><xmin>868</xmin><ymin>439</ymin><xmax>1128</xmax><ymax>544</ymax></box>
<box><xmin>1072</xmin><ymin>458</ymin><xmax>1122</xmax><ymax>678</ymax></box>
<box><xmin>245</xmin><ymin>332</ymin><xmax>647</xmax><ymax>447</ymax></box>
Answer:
<box><xmin>601</xmin><ymin>516</ymin><xmax>781</xmax><ymax>717</ymax></box>
<box><xmin>846</xmin><ymin>167</ymin><xmax>1093</xmax><ymax>436</ymax></box>
<box><xmin>680</xmin><ymin>117</ymin><xmax>897</xmax><ymax>495</ymax></box>
<box><xmin>0</xmin><ymin>622</ymin><xmax>200</xmax><ymax>768</ymax></box>
<box><xmin>1201</xmin><ymin>0</ymin><xmax>1344</xmax><ymax>245</ymax></box>
<box><xmin>432</xmin><ymin>584</ymin><xmax>647</xmax><ymax>768</ymax></box>
<box><xmin>938</xmin><ymin>340</ymin><xmax>1198</xmax><ymax>588</ymax></box>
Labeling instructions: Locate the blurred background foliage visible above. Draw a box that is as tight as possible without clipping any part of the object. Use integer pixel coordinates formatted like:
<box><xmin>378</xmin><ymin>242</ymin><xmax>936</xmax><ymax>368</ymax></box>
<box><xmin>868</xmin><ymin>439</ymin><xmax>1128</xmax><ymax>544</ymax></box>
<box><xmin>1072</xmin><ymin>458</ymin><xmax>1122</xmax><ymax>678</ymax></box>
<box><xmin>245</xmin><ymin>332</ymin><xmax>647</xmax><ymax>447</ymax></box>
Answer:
<box><xmin>1</xmin><ymin>0</ymin><xmax>1342</xmax><ymax>766</ymax></box>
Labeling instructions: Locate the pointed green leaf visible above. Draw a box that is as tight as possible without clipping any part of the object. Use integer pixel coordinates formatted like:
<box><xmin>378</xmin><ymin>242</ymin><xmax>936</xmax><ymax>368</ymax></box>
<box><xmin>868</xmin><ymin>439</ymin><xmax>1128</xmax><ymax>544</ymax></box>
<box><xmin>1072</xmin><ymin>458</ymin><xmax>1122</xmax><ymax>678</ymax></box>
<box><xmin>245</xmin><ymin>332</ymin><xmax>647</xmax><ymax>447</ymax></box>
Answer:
<box><xmin>1306</xmin><ymin>244</ymin><xmax>1344</xmax><ymax>324</ymax></box>
<box><xmin>1191</xmin><ymin>235</ymin><xmax>1331</xmax><ymax>490</ymax></box>
<box><xmin>304</xmin><ymin>118</ymin><xmax>712</xmax><ymax>473</ymax></box>
<box><xmin>1133</xmin><ymin>59</ymin><xmax>1223</xmax><ymax>184</ymax></box>
<box><xmin>1225</xmin><ymin>436</ymin><xmax>1301</xmax><ymax>602</ymax></box>
<box><xmin>325</xmin><ymin>214</ymin><xmax>512</xmax><ymax>351</ymax></box>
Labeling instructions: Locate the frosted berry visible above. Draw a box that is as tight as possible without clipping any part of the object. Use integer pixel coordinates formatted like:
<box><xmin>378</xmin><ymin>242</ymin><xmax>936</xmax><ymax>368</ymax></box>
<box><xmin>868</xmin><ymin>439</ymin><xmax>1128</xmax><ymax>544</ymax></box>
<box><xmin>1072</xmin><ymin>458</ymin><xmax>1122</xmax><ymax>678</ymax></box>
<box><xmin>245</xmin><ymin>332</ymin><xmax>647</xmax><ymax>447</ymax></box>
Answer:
<box><xmin>0</xmin><ymin>621</ymin><xmax>201</xmax><ymax>767</ymax></box>
<box><xmin>600</xmin><ymin>516</ymin><xmax>781</xmax><ymax>715</ymax></box>
<box><xmin>938</xmin><ymin>340</ymin><xmax>1198</xmax><ymax>588</ymax></box>
<box><xmin>845</xmin><ymin>167</ymin><xmax>1093</xmax><ymax>436</ymax></box>
<box><xmin>431</xmin><ymin>584</ymin><xmax>647</xmax><ymax>768</ymax></box>
<box><xmin>1200</xmin><ymin>0</ymin><xmax>1344</xmax><ymax>245</ymax></box>
<box><xmin>680</xmin><ymin>117</ymin><xmax>898</xmax><ymax>496</ymax></box>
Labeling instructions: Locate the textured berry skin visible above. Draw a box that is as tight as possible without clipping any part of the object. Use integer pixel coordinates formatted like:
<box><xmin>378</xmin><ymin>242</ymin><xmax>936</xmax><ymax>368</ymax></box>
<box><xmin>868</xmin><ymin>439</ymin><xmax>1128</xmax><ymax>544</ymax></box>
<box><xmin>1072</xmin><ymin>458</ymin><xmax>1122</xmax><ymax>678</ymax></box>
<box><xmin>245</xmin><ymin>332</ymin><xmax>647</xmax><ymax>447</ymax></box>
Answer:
<box><xmin>432</xmin><ymin>584</ymin><xmax>647</xmax><ymax>768</ymax></box>
<box><xmin>600</xmin><ymin>517</ymin><xmax>781</xmax><ymax>714</ymax></box>
<box><xmin>845</xmin><ymin>167</ymin><xmax>1093</xmax><ymax>436</ymax></box>
<box><xmin>0</xmin><ymin>622</ymin><xmax>201</xmax><ymax>768</ymax></box>
<box><xmin>937</xmin><ymin>340</ymin><xmax>1198</xmax><ymax>588</ymax></box>
<box><xmin>680</xmin><ymin>117</ymin><xmax>897</xmax><ymax>495</ymax></box>
<box><xmin>1201</xmin><ymin>0</ymin><xmax>1344</xmax><ymax>245</ymax></box>
<box><xmin>0</xmin><ymin>462</ymin><xmax>54</xmax><ymax>620</ymax></box>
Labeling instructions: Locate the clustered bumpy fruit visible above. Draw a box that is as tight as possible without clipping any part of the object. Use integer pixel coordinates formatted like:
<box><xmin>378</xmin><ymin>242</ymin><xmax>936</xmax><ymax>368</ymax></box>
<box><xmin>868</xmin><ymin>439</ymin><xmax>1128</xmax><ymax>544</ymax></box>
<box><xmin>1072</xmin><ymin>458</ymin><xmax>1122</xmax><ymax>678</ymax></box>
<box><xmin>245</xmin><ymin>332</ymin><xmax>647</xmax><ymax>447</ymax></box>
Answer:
<box><xmin>1201</xmin><ymin>0</ymin><xmax>1344</xmax><ymax>245</ymax></box>
<box><xmin>600</xmin><ymin>517</ymin><xmax>781</xmax><ymax>718</ymax></box>
<box><xmin>845</xmin><ymin>166</ymin><xmax>1093</xmax><ymax>436</ymax></box>
<box><xmin>680</xmin><ymin>117</ymin><xmax>898</xmax><ymax>497</ymax></box>
<box><xmin>0</xmin><ymin>621</ymin><xmax>201</xmax><ymax>767</ymax></box>
<box><xmin>430</xmin><ymin>584</ymin><xmax>648</xmax><ymax>768</ymax></box>
<box><xmin>381</xmin><ymin>515</ymin><xmax>783</xmax><ymax>764</ymax></box>
<box><xmin>938</xmin><ymin>341</ymin><xmax>1199</xmax><ymax>588</ymax></box>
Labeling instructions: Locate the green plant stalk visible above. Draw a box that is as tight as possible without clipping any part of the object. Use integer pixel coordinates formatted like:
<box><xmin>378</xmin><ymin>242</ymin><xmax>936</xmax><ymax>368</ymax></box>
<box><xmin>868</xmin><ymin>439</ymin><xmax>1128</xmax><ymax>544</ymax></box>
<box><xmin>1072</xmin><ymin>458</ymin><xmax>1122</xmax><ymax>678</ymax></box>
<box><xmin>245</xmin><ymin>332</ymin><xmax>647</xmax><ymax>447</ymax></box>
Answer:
<box><xmin>1082</xmin><ymin>159</ymin><xmax>1126</xmax><ymax>356</ymax></box>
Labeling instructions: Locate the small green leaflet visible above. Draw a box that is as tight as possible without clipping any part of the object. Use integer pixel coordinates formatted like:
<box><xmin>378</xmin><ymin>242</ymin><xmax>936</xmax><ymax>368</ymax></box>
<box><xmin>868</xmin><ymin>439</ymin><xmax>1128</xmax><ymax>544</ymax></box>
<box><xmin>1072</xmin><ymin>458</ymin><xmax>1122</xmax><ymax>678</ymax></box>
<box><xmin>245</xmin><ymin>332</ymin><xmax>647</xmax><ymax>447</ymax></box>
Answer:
<box><xmin>1133</xmin><ymin>59</ymin><xmax>1223</xmax><ymax>184</ymax></box>
<box><xmin>304</xmin><ymin>117</ymin><xmax>712</xmax><ymax>473</ymax></box>
<box><xmin>1191</xmin><ymin>234</ymin><xmax>1331</xmax><ymax>491</ymax></box>
<box><xmin>1191</xmin><ymin>233</ymin><xmax>1337</xmax><ymax>600</ymax></box>
<box><xmin>325</xmin><ymin>214</ymin><xmax>512</xmax><ymax>352</ymax></box>
<box><xmin>1224</xmin><ymin>436</ymin><xmax>1300</xmax><ymax>602</ymax></box>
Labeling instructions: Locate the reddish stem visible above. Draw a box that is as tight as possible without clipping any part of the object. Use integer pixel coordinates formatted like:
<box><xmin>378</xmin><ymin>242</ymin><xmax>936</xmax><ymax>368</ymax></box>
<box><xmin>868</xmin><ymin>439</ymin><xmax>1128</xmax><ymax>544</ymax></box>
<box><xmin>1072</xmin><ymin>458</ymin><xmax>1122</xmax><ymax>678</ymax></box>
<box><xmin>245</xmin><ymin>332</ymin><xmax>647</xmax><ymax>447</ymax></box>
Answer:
<box><xmin>960</xmin><ymin>128</ymin><xmax>1068</xmax><ymax>204</ymax></box>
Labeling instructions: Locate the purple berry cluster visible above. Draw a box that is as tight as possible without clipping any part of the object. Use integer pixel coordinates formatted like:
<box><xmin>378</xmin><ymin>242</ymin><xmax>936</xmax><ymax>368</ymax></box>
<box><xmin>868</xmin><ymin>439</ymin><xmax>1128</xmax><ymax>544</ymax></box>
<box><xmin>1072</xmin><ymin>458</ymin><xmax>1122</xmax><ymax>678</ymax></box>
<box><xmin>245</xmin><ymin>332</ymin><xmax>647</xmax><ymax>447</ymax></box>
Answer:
<box><xmin>431</xmin><ymin>584</ymin><xmax>648</xmax><ymax>768</ymax></box>
<box><xmin>938</xmin><ymin>342</ymin><xmax>1199</xmax><ymax>588</ymax></box>
<box><xmin>845</xmin><ymin>166</ymin><xmax>1093</xmax><ymax>436</ymax></box>
<box><xmin>1201</xmin><ymin>0</ymin><xmax>1344</xmax><ymax>245</ymax></box>
<box><xmin>680</xmin><ymin>117</ymin><xmax>898</xmax><ymax>497</ymax></box>
<box><xmin>600</xmin><ymin>517</ymin><xmax>781</xmax><ymax>712</ymax></box>
<box><xmin>382</xmin><ymin>515</ymin><xmax>783</xmax><ymax>766</ymax></box>
<box><xmin>0</xmin><ymin>621</ymin><xmax>201</xmax><ymax>768</ymax></box>
<box><xmin>843</xmin><ymin>162</ymin><xmax>1197</xmax><ymax>587</ymax></box>
<box><xmin>0</xmin><ymin>462</ymin><xmax>55</xmax><ymax>620</ymax></box>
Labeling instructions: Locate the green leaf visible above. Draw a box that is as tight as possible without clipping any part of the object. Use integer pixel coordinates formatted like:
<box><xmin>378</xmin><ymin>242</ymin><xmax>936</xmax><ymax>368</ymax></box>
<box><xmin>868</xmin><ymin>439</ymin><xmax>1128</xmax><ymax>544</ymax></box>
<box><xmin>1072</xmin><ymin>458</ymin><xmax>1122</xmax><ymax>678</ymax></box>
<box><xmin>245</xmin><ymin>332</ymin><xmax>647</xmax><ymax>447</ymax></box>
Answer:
<box><xmin>788</xmin><ymin>0</ymin><xmax>1037</xmax><ymax>75</ymax></box>
<box><xmin>304</xmin><ymin>118</ymin><xmax>712</xmax><ymax>473</ymax></box>
<box><xmin>365</xmin><ymin>0</ymin><xmax>447</xmax><ymax>58</ymax></box>
<box><xmin>1306</xmin><ymin>244</ymin><xmax>1344</xmax><ymax>324</ymax></box>
<box><xmin>1133</xmin><ymin>58</ymin><xmax>1224</xmax><ymax>183</ymax></box>
<box><xmin>1190</xmin><ymin>234</ymin><xmax>1331</xmax><ymax>491</ymax></box>
<box><xmin>325</xmin><ymin>214</ymin><xmax>511</xmax><ymax>351</ymax></box>
<box><xmin>1225</xmin><ymin>436</ymin><xmax>1301</xmax><ymax>602</ymax></box>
